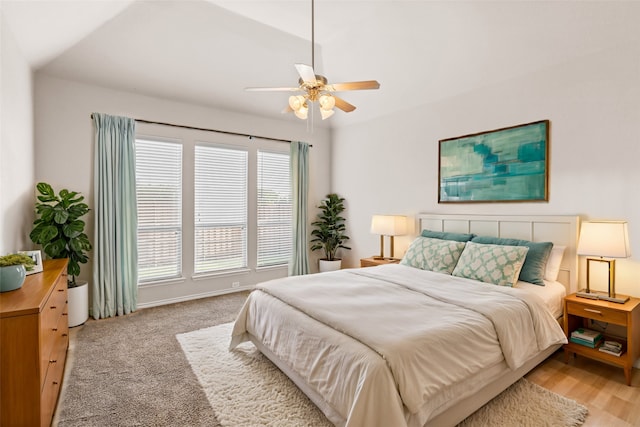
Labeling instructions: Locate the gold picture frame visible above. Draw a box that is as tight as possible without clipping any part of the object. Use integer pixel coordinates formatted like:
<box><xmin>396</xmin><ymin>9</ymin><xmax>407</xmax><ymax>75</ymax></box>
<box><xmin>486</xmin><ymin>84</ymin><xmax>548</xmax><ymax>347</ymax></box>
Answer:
<box><xmin>439</xmin><ymin>120</ymin><xmax>549</xmax><ymax>203</ymax></box>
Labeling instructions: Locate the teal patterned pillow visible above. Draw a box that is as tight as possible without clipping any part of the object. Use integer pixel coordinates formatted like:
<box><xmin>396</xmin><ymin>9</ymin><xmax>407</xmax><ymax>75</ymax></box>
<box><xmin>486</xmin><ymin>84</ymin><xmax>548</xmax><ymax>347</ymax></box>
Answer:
<box><xmin>452</xmin><ymin>241</ymin><xmax>529</xmax><ymax>287</ymax></box>
<box><xmin>421</xmin><ymin>229</ymin><xmax>475</xmax><ymax>242</ymax></box>
<box><xmin>400</xmin><ymin>237</ymin><xmax>467</xmax><ymax>274</ymax></box>
<box><xmin>471</xmin><ymin>236</ymin><xmax>552</xmax><ymax>286</ymax></box>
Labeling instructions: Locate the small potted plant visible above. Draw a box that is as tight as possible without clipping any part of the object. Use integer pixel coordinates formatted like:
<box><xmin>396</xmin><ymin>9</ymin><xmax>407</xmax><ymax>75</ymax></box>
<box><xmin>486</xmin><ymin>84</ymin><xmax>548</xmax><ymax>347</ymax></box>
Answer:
<box><xmin>310</xmin><ymin>193</ymin><xmax>351</xmax><ymax>272</ymax></box>
<box><xmin>30</xmin><ymin>182</ymin><xmax>92</xmax><ymax>326</ymax></box>
<box><xmin>0</xmin><ymin>253</ymin><xmax>35</xmax><ymax>292</ymax></box>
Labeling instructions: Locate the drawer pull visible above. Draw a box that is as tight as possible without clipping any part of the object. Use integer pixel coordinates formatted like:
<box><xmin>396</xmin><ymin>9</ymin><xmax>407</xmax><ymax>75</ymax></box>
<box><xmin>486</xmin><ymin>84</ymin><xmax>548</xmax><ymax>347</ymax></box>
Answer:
<box><xmin>584</xmin><ymin>308</ymin><xmax>602</xmax><ymax>314</ymax></box>
<box><xmin>62</xmin><ymin>333</ymin><xmax>68</xmax><ymax>337</ymax></box>
<box><xmin>53</xmin><ymin>381</ymin><xmax>59</xmax><ymax>385</ymax></box>
<box><xmin>49</xmin><ymin>359</ymin><xmax>57</xmax><ymax>364</ymax></box>
<box><xmin>62</xmin><ymin>313</ymin><xmax>68</xmax><ymax>316</ymax></box>
<box><xmin>50</xmin><ymin>306</ymin><xmax>57</xmax><ymax>309</ymax></box>
<box><xmin>58</xmin><ymin>289</ymin><xmax>65</xmax><ymax>292</ymax></box>
<box><xmin>52</xmin><ymin>328</ymin><xmax>58</xmax><ymax>332</ymax></box>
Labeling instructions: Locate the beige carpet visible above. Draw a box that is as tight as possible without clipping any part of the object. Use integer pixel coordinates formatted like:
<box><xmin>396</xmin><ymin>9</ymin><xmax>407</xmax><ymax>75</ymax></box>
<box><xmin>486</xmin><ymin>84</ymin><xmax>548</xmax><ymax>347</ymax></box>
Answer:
<box><xmin>55</xmin><ymin>292</ymin><xmax>249</xmax><ymax>427</ymax></box>
<box><xmin>178</xmin><ymin>323</ymin><xmax>589</xmax><ymax>427</ymax></box>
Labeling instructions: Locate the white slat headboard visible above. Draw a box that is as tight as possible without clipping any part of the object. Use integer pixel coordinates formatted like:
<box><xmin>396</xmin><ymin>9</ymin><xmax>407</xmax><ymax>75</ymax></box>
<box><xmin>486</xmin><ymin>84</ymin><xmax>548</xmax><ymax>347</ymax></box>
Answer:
<box><xmin>417</xmin><ymin>214</ymin><xmax>580</xmax><ymax>293</ymax></box>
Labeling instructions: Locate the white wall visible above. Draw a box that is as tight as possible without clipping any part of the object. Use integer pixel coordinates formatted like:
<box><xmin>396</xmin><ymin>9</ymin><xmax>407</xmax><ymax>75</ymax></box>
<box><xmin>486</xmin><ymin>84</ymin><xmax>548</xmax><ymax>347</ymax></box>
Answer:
<box><xmin>34</xmin><ymin>74</ymin><xmax>331</xmax><ymax>307</ymax></box>
<box><xmin>333</xmin><ymin>43</ymin><xmax>640</xmax><ymax>298</ymax></box>
<box><xmin>0</xmin><ymin>14</ymin><xmax>35</xmax><ymax>255</ymax></box>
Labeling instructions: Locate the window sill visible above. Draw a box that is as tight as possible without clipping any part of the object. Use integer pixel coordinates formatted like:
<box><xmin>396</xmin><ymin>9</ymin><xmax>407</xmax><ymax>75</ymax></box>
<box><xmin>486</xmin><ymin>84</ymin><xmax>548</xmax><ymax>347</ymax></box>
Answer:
<box><xmin>255</xmin><ymin>264</ymin><xmax>288</xmax><ymax>273</ymax></box>
<box><xmin>192</xmin><ymin>268</ymin><xmax>251</xmax><ymax>281</ymax></box>
<box><xmin>138</xmin><ymin>276</ymin><xmax>187</xmax><ymax>288</ymax></box>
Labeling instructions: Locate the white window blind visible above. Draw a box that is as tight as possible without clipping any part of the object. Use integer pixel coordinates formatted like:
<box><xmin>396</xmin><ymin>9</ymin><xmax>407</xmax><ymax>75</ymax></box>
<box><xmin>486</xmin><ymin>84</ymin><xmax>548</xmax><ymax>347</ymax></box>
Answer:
<box><xmin>194</xmin><ymin>145</ymin><xmax>248</xmax><ymax>274</ymax></box>
<box><xmin>257</xmin><ymin>150</ymin><xmax>292</xmax><ymax>267</ymax></box>
<box><xmin>135</xmin><ymin>138</ymin><xmax>183</xmax><ymax>283</ymax></box>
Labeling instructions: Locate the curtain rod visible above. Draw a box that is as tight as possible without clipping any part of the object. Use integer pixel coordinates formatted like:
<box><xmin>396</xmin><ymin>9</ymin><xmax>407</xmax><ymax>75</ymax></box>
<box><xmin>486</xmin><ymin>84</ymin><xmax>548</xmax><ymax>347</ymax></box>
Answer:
<box><xmin>90</xmin><ymin>115</ymin><xmax>311</xmax><ymax>147</ymax></box>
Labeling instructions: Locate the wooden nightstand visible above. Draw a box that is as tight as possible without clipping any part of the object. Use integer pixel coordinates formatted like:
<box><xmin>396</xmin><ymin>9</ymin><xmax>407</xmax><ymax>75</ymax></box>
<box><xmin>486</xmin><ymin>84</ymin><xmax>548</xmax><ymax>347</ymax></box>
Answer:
<box><xmin>360</xmin><ymin>257</ymin><xmax>400</xmax><ymax>268</ymax></box>
<box><xmin>563</xmin><ymin>293</ymin><xmax>640</xmax><ymax>385</ymax></box>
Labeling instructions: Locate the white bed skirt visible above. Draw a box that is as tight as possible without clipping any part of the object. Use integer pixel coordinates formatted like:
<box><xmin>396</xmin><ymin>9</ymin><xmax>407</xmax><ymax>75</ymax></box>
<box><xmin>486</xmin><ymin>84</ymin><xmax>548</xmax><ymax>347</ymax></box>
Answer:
<box><xmin>250</xmin><ymin>334</ymin><xmax>560</xmax><ymax>427</ymax></box>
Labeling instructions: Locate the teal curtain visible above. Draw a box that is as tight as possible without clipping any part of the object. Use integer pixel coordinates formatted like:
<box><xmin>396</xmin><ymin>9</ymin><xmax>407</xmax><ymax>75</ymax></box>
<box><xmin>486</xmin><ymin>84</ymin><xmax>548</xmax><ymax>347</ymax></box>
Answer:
<box><xmin>289</xmin><ymin>141</ymin><xmax>310</xmax><ymax>276</ymax></box>
<box><xmin>92</xmin><ymin>113</ymin><xmax>138</xmax><ymax>319</ymax></box>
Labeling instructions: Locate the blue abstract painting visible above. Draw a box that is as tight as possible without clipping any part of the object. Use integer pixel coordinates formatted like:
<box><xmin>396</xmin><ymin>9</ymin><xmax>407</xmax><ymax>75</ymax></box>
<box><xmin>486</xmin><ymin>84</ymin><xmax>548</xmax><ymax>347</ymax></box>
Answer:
<box><xmin>439</xmin><ymin>120</ymin><xmax>549</xmax><ymax>203</ymax></box>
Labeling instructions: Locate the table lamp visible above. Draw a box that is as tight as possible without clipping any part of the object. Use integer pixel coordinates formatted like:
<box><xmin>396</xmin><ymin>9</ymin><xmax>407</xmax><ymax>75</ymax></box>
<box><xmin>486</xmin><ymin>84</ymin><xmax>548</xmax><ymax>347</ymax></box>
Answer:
<box><xmin>576</xmin><ymin>220</ymin><xmax>631</xmax><ymax>303</ymax></box>
<box><xmin>370</xmin><ymin>215</ymin><xmax>407</xmax><ymax>260</ymax></box>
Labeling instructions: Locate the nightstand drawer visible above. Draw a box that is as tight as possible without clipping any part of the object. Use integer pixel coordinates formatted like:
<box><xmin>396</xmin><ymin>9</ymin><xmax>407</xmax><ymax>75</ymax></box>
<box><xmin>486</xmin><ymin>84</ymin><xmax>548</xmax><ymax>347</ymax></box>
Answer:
<box><xmin>360</xmin><ymin>257</ymin><xmax>400</xmax><ymax>267</ymax></box>
<box><xmin>566</xmin><ymin>301</ymin><xmax>627</xmax><ymax>325</ymax></box>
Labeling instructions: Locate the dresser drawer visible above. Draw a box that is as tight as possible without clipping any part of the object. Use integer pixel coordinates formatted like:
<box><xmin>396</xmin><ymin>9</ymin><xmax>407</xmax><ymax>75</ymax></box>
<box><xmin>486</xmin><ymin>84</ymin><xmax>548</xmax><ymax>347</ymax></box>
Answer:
<box><xmin>1</xmin><ymin>259</ymin><xmax>69</xmax><ymax>427</ymax></box>
<box><xmin>40</xmin><ymin>314</ymin><xmax>68</xmax><ymax>426</ymax></box>
<box><xmin>40</xmin><ymin>279</ymin><xmax>68</xmax><ymax>389</ymax></box>
<box><xmin>41</xmin><ymin>349</ymin><xmax>65</xmax><ymax>427</ymax></box>
<box><xmin>566</xmin><ymin>300</ymin><xmax>627</xmax><ymax>326</ymax></box>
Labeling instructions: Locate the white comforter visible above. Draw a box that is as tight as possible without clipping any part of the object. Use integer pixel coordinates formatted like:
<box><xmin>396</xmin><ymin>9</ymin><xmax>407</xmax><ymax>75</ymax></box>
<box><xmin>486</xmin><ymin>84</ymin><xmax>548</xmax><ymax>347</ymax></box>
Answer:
<box><xmin>230</xmin><ymin>264</ymin><xmax>567</xmax><ymax>427</ymax></box>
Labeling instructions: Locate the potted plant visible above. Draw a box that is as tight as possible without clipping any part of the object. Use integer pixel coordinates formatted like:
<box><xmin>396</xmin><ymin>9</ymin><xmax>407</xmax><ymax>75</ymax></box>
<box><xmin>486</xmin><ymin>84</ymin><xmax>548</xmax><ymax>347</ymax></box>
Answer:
<box><xmin>30</xmin><ymin>182</ymin><xmax>92</xmax><ymax>326</ymax></box>
<box><xmin>310</xmin><ymin>193</ymin><xmax>351</xmax><ymax>272</ymax></box>
<box><xmin>0</xmin><ymin>254</ymin><xmax>35</xmax><ymax>292</ymax></box>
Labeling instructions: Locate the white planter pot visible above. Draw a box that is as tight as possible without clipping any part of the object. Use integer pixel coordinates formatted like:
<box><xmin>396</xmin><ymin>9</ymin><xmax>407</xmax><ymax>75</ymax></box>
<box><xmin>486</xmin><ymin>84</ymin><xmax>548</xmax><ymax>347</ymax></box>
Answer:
<box><xmin>68</xmin><ymin>280</ymin><xmax>89</xmax><ymax>327</ymax></box>
<box><xmin>319</xmin><ymin>259</ymin><xmax>342</xmax><ymax>273</ymax></box>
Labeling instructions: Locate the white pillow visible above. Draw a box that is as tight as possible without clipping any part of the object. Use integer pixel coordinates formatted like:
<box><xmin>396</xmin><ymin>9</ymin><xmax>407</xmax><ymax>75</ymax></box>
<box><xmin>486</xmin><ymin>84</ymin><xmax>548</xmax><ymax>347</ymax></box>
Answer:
<box><xmin>544</xmin><ymin>245</ymin><xmax>566</xmax><ymax>281</ymax></box>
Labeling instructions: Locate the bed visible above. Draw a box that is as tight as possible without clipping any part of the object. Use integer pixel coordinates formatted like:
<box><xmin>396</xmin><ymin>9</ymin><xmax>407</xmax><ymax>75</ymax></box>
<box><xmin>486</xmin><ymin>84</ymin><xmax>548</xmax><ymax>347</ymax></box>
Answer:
<box><xmin>230</xmin><ymin>214</ymin><xmax>579</xmax><ymax>426</ymax></box>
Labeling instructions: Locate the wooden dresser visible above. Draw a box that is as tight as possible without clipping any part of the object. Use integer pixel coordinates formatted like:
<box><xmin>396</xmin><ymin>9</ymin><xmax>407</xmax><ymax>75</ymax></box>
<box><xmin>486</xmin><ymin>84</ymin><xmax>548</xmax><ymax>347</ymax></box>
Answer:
<box><xmin>0</xmin><ymin>259</ymin><xmax>69</xmax><ymax>426</ymax></box>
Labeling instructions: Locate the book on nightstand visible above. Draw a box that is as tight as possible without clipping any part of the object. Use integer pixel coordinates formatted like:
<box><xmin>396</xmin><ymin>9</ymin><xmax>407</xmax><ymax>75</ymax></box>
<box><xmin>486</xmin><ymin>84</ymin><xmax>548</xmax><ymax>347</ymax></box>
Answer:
<box><xmin>570</xmin><ymin>328</ymin><xmax>602</xmax><ymax>343</ymax></box>
<box><xmin>570</xmin><ymin>336</ymin><xmax>602</xmax><ymax>348</ymax></box>
<box><xmin>598</xmin><ymin>341</ymin><xmax>622</xmax><ymax>357</ymax></box>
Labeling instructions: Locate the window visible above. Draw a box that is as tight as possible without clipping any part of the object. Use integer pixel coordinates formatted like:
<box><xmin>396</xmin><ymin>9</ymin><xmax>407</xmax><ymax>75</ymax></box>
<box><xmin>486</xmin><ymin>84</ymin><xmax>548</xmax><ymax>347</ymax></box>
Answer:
<box><xmin>194</xmin><ymin>145</ymin><xmax>248</xmax><ymax>274</ymax></box>
<box><xmin>257</xmin><ymin>150</ymin><xmax>291</xmax><ymax>267</ymax></box>
<box><xmin>135</xmin><ymin>138</ymin><xmax>182</xmax><ymax>282</ymax></box>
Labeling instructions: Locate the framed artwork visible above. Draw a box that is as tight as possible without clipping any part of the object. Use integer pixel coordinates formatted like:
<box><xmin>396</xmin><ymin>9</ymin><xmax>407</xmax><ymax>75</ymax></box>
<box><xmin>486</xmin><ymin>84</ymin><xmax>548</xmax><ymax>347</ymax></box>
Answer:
<box><xmin>19</xmin><ymin>250</ymin><xmax>43</xmax><ymax>275</ymax></box>
<box><xmin>438</xmin><ymin>120</ymin><xmax>549</xmax><ymax>203</ymax></box>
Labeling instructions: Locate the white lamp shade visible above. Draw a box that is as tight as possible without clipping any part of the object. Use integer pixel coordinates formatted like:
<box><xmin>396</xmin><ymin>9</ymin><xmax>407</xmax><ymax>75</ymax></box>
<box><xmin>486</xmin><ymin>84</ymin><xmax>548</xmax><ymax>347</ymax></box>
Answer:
<box><xmin>577</xmin><ymin>221</ymin><xmax>631</xmax><ymax>258</ymax></box>
<box><xmin>370</xmin><ymin>215</ymin><xmax>407</xmax><ymax>236</ymax></box>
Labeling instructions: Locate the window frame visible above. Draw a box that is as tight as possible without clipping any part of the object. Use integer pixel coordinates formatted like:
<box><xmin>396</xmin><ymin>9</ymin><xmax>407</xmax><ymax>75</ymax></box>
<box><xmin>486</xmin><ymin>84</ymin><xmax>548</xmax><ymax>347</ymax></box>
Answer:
<box><xmin>135</xmin><ymin>136</ymin><xmax>184</xmax><ymax>285</ymax></box>
<box><xmin>256</xmin><ymin>149</ymin><xmax>292</xmax><ymax>269</ymax></box>
<box><xmin>193</xmin><ymin>142</ymin><xmax>249</xmax><ymax>276</ymax></box>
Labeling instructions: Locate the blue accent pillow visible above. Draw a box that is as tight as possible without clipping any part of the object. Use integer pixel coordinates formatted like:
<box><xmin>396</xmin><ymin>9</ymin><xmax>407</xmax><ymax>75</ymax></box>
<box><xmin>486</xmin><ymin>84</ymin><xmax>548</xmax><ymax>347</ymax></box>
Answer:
<box><xmin>421</xmin><ymin>229</ymin><xmax>475</xmax><ymax>242</ymax></box>
<box><xmin>471</xmin><ymin>236</ymin><xmax>553</xmax><ymax>286</ymax></box>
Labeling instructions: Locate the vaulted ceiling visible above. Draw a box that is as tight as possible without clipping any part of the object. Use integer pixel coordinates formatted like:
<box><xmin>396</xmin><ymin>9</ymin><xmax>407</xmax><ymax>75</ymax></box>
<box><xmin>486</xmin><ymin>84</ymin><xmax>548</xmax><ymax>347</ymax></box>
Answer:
<box><xmin>2</xmin><ymin>0</ymin><xmax>639</xmax><ymax>128</ymax></box>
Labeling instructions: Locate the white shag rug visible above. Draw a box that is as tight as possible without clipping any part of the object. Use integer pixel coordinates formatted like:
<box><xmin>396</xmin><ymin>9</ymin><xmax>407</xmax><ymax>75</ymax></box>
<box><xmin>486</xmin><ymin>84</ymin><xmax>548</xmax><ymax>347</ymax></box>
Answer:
<box><xmin>177</xmin><ymin>323</ymin><xmax>588</xmax><ymax>427</ymax></box>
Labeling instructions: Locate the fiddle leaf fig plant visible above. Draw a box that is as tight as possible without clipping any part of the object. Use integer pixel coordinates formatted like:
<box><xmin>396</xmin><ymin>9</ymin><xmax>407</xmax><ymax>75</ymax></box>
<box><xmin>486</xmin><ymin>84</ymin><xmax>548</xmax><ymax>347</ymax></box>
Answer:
<box><xmin>30</xmin><ymin>182</ymin><xmax>92</xmax><ymax>286</ymax></box>
<box><xmin>310</xmin><ymin>193</ymin><xmax>351</xmax><ymax>261</ymax></box>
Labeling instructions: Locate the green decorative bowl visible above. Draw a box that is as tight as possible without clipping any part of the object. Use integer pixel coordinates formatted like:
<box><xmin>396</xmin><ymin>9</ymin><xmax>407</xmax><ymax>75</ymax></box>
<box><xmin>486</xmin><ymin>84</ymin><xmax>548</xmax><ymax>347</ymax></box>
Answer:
<box><xmin>0</xmin><ymin>264</ymin><xmax>26</xmax><ymax>292</ymax></box>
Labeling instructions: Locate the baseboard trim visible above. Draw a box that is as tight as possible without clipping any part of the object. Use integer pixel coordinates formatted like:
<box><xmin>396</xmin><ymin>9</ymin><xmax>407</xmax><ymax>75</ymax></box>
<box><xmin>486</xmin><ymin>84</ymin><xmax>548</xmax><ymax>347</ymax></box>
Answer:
<box><xmin>137</xmin><ymin>285</ymin><xmax>254</xmax><ymax>309</ymax></box>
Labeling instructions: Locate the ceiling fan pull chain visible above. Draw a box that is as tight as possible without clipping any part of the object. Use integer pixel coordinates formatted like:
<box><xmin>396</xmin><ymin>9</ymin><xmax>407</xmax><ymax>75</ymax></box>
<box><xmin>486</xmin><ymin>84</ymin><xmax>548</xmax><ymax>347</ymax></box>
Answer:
<box><xmin>311</xmin><ymin>0</ymin><xmax>315</xmax><ymax>70</ymax></box>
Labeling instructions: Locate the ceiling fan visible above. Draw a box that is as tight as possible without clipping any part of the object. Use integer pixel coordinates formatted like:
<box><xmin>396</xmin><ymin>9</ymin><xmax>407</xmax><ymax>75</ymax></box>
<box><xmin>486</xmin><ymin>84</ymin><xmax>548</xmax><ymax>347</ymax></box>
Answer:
<box><xmin>245</xmin><ymin>0</ymin><xmax>380</xmax><ymax>121</ymax></box>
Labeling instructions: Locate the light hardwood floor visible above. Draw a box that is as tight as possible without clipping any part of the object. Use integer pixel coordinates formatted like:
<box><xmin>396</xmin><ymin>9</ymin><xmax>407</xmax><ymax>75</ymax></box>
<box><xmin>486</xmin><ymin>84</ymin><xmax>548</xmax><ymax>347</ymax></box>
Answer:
<box><xmin>526</xmin><ymin>350</ymin><xmax>640</xmax><ymax>426</ymax></box>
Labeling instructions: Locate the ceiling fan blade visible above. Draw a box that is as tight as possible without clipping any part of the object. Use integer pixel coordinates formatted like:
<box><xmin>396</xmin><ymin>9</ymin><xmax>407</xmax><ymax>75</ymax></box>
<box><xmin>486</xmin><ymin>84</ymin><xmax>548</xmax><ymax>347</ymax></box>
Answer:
<box><xmin>295</xmin><ymin>63</ymin><xmax>317</xmax><ymax>84</ymax></box>
<box><xmin>326</xmin><ymin>80</ymin><xmax>380</xmax><ymax>91</ymax></box>
<box><xmin>245</xmin><ymin>86</ymin><xmax>301</xmax><ymax>92</ymax></box>
<box><xmin>333</xmin><ymin>96</ymin><xmax>356</xmax><ymax>113</ymax></box>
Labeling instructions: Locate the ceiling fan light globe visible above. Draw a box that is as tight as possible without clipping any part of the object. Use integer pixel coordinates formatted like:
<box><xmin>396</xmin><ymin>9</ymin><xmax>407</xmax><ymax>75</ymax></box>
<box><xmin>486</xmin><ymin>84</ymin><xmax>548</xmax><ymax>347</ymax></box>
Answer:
<box><xmin>319</xmin><ymin>94</ymin><xmax>335</xmax><ymax>110</ymax></box>
<box><xmin>288</xmin><ymin>95</ymin><xmax>305</xmax><ymax>111</ymax></box>
<box><xmin>320</xmin><ymin>108</ymin><xmax>335</xmax><ymax>120</ymax></box>
<box><xmin>294</xmin><ymin>104</ymin><xmax>308</xmax><ymax>120</ymax></box>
